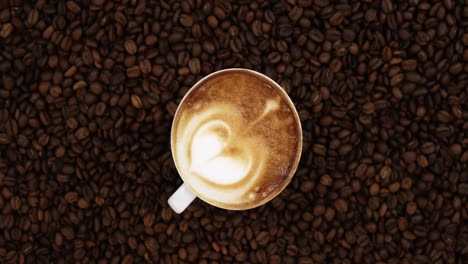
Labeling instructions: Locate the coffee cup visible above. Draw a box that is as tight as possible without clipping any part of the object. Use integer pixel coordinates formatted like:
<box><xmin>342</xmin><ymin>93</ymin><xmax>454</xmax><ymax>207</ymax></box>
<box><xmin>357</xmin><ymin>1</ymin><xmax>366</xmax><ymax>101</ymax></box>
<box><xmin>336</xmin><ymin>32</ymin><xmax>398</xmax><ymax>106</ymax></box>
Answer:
<box><xmin>168</xmin><ymin>69</ymin><xmax>302</xmax><ymax>213</ymax></box>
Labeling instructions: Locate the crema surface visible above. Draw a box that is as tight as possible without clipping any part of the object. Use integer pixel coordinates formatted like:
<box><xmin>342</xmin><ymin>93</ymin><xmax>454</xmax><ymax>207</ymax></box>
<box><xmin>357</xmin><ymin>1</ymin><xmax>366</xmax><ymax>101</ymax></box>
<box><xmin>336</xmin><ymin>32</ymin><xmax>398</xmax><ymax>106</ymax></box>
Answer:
<box><xmin>172</xmin><ymin>70</ymin><xmax>301</xmax><ymax>209</ymax></box>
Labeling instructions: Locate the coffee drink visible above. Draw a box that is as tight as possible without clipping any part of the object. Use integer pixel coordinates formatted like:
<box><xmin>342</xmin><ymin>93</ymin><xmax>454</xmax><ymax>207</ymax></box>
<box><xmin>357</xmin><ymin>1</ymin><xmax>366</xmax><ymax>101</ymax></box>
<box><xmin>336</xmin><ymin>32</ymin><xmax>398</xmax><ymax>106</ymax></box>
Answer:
<box><xmin>171</xmin><ymin>69</ymin><xmax>302</xmax><ymax>210</ymax></box>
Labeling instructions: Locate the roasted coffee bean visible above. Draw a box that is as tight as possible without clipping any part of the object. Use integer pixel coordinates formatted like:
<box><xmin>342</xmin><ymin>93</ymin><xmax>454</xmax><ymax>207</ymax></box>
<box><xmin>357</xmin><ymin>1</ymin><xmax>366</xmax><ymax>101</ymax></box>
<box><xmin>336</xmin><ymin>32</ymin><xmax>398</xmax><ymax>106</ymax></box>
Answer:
<box><xmin>0</xmin><ymin>23</ymin><xmax>13</xmax><ymax>38</ymax></box>
<box><xmin>381</xmin><ymin>0</ymin><xmax>394</xmax><ymax>13</ymax></box>
<box><xmin>75</xmin><ymin>127</ymin><xmax>89</xmax><ymax>140</ymax></box>
<box><xmin>131</xmin><ymin>95</ymin><xmax>143</xmax><ymax>109</ymax></box>
<box><xmin>188</xmin><ymin>58</ymin><xmax>201</xmax><ymax>74</ymax></box>
<box><xmin>0</xmin><ymin>133</ymin><xmax>9</xmax><ymax>144</ymax></box>
<box><xmin>256</xmin><ymin>231</ymin><xmax>270</xmax><ymax>246</ymax></box>
<box><xmin>64</xmin><ymin>192</ymin><xmax>79</xmax><ymax>203</ymax></box>
<box><xmin>335</xmin><ymin>199</ymin><xmax>348</xmax><ymax>213</ymax></box>
<box><xmin>26</xmin><ymin>9</ymin><xmax>39</xmax><ymax>26</ymax></box>
<box><xmin>124</xmin><ymin>39</ymin><xmax>137</xmax><ymax>55</ymax></box>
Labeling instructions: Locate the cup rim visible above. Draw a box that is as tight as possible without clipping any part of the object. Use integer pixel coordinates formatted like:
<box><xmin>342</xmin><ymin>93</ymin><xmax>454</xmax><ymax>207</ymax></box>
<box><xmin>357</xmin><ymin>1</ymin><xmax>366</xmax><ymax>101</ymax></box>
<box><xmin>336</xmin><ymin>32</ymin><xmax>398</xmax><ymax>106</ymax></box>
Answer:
<box><xmin>170</xmin><ymin>68</ymin><xmax>303</xmax><ymax>210</ymax></box>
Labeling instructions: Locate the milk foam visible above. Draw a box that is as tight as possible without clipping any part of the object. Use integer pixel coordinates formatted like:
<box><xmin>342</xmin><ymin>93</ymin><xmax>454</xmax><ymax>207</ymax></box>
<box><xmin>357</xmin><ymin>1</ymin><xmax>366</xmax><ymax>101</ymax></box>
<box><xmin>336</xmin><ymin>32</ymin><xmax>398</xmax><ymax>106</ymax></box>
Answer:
<box><xmin>175</xmin><ymin>103</ymin><xmax>266</xmax><ymax>203</ymax></box>
<box><xmin>172</xmin><ymin>71</ymin><xmax>301</xmax><ymax>209</ymax></box>
<box><xmin>190</xmin><ymin>120</ymin><xmax>252</xmax><ymax>185</ymax></box>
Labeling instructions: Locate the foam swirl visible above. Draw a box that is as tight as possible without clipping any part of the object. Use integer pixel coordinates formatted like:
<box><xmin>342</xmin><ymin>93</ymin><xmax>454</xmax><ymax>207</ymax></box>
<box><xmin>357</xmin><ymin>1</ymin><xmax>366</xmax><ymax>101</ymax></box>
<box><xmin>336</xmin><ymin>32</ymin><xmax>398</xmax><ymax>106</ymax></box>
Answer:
<box><xmin>176</xmin><ymin>102</ymin><xmax>267</xmax><ymax>201</ymax></box>
<box><xmin>190</xmin><ymin>119</ymin><xmax>253</xmax><ymax>185</ymax></box>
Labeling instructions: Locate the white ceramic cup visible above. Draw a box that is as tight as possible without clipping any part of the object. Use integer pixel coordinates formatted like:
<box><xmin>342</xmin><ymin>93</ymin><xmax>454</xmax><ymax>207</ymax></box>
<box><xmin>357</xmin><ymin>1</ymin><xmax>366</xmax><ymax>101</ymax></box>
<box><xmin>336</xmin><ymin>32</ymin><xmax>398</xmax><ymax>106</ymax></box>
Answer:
<box><xmin>168</xmin><ymin>68</ymin><xmax>302</xmax><ymax>214</ymax></box>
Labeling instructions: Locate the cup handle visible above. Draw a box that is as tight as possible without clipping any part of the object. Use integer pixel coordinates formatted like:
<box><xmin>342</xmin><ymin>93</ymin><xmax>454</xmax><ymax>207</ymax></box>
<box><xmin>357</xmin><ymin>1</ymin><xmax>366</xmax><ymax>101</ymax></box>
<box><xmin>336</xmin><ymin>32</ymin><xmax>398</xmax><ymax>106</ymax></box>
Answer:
<box><xmin>168</xmin><ymin>183</ymin><xmax>197</xmax><ymax>214</ymax></box>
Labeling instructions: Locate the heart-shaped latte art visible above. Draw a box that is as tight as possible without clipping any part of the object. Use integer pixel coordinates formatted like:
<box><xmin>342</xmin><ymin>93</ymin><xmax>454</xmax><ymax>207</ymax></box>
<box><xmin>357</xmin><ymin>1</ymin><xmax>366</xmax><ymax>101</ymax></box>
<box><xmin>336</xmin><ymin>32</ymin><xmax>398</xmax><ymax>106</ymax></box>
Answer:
<box><xmin>190</xmin><ymin>120</ymin><xmax>253</xmax><ymax>185</ymax></box>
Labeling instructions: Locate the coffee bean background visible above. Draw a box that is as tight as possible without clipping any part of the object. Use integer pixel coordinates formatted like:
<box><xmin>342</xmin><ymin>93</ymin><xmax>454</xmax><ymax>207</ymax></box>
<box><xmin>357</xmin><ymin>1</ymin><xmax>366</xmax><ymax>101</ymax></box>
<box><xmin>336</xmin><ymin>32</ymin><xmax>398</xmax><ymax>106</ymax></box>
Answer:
<box><xmin>0</xmin><ymin>0</ymin><xmax>467</xmax><ymax>263</ymax></box>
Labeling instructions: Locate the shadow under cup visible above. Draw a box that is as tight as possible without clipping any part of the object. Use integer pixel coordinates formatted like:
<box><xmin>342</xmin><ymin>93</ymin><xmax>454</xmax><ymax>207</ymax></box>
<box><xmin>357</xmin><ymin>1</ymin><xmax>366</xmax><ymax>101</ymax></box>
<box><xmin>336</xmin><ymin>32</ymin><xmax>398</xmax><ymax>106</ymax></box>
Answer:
<box><xmin>169</xmin><ymin>68</ymin><xmax>302</xmax><ymax>213</ymax></box>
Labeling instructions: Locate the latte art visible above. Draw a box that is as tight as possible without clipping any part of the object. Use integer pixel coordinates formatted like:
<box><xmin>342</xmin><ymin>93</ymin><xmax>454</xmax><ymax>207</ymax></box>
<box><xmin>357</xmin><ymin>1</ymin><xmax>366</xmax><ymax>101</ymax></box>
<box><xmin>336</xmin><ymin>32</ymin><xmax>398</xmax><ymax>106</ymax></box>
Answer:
<box><xmin>172</xmin><ymin>70</ymin><xmax>301</xmax><ymax>209</ymax></box>
<box><xmin>185</xmin><ymin>103</ymin><xmax>265</xmax><ymax>187</ymax></box>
